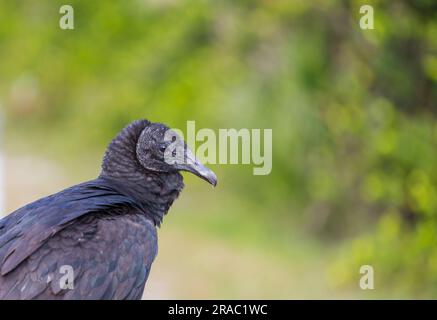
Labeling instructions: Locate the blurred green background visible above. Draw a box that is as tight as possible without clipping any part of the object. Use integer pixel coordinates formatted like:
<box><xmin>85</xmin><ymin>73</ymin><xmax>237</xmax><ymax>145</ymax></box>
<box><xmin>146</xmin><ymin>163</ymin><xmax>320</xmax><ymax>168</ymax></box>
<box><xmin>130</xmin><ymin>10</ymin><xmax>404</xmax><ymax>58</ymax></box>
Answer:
<box><xmin>1</xmin><ymin>0</ymin><xmax>437</xmax><ymax>299</ymax></box>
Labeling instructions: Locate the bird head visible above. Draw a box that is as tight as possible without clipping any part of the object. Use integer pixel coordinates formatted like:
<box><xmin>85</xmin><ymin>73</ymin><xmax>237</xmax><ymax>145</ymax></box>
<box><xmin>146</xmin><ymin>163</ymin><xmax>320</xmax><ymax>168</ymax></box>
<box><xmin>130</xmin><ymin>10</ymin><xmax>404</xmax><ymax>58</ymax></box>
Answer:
<box><xmin>136</xmin><ymin>122</ymin><xmax>217</xmax><ymax>186</ymax></box>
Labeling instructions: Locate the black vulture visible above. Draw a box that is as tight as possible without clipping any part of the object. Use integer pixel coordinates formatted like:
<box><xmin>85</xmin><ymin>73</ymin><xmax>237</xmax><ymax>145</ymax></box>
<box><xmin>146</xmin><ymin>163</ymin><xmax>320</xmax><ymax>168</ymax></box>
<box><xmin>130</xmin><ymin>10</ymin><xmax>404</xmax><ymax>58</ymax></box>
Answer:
<box><xmin>0</xmin><ymin>119</ymin><xmax>217</xmax><ymax>299</ymax></box>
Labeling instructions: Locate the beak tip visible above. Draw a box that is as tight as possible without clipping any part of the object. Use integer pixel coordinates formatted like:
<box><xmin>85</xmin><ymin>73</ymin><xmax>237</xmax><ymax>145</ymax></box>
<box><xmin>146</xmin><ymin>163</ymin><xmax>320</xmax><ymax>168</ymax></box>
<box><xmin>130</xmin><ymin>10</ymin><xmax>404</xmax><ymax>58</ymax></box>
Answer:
<box><xmin>206</xmin><ymin>173</ymin><xmax>218</xmax><ymax>187</ymax></box>
<box><xmin>176</xmin><ymin>147</ymin><xmax>217</xmax><ymax>188</ymax></box>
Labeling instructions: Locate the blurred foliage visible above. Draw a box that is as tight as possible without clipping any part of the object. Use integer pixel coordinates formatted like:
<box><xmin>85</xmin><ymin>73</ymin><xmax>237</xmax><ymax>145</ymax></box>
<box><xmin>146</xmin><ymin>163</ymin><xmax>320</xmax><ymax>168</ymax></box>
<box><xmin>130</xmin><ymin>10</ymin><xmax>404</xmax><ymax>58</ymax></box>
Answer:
<box><xmin>0</xmin><ymin>0</ymin><xmax>436</xmax><ymax>297</ymax></box>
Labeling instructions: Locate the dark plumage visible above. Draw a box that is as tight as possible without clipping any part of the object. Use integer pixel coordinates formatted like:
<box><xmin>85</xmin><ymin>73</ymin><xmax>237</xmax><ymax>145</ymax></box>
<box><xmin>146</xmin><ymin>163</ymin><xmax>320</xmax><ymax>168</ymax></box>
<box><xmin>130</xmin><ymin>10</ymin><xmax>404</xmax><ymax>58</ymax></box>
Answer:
<box><xmin>0</xmin><ymin>119</ymin><xmax>217</xmax><ymax>300</ymax></box>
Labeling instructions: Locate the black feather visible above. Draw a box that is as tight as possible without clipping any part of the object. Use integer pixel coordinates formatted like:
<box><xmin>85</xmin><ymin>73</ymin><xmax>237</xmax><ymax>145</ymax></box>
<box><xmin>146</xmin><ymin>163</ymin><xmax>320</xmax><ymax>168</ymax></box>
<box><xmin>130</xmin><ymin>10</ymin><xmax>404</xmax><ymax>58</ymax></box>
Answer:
<box><xmin>0</xmin><ymin>120</ymin><xmax>185</xmax><ymax>300</ymax></box>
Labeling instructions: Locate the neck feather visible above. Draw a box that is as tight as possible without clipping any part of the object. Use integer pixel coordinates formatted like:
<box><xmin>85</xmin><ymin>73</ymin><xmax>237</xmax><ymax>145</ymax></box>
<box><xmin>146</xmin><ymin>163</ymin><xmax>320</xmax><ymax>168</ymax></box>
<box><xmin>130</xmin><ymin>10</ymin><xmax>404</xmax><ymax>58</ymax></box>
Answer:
<box><xmin>99</xmin><ymin>120</ymin><xmax>184</xmax><ymax>226</ymax></box>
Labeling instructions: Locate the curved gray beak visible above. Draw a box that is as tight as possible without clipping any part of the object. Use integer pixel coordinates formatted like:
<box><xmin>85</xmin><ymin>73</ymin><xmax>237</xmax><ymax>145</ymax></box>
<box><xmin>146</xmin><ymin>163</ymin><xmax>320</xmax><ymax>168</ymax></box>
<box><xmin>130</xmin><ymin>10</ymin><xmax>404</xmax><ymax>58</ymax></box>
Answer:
<box><xmin>176</xmin><ymin>147</ymin><xmax>217</xmax><ymax>186</ymax></box>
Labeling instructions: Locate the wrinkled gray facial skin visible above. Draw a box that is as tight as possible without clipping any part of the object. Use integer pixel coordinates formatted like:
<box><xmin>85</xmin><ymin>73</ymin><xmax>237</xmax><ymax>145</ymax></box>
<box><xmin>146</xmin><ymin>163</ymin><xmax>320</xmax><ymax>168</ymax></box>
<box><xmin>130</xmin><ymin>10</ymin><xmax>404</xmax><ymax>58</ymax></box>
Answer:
<box><xmin>136</xmin><ymin>123</ymin><xmax>217</xmax><ymax>186</ymax></box>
